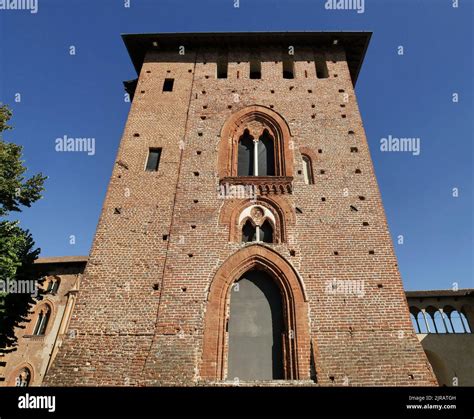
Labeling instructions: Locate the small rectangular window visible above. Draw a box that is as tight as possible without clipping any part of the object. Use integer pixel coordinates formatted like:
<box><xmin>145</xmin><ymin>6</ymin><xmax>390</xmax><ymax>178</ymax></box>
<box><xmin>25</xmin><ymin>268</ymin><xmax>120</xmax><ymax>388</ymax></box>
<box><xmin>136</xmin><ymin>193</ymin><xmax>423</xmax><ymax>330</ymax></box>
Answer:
<box><xmin>250</xmin><ymin>60</ymin><xmax>261</xmax><ymax>79</ymax></box>
<box><xmin>162</xmin><ymin>78</ymin><xmax>174</xmax><ymax>92</ymax></box>
<box><xmin>283</xmin><ymin>60</ymin><xmax>294</xmax><ymax>79</ymax></box>
<box><xmin>217</xmin><ymin>58</ymin><xmax>228</xmax><ymax>79</ymax></box>
<box><xmin>146</xmin><ymin>148</ymin><xmax>162</xmax><ymax>172</ymax></box>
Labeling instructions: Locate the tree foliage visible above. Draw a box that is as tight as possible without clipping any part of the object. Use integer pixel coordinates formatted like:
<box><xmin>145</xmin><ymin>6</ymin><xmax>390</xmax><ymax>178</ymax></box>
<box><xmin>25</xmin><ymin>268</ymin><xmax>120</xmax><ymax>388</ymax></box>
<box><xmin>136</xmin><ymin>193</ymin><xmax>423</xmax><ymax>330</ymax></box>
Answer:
<box><xmin>0</xmin><ymin>104</ymin><xmax>47</xmax><ymax>353</ymax></box>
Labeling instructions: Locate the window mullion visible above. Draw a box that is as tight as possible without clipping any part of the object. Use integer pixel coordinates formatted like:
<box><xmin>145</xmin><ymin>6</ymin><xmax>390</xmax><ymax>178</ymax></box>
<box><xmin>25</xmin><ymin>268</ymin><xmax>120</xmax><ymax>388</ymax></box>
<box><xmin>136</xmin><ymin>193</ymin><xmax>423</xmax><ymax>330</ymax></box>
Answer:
<box><xmin>39</xmin><ymin>314</ymin><xmax>47</xmax><ymax>334</ymax></box>
<box><xmin>34</xmin><ymin>313</ymin><xmax>43</xmax><ymax>335</ymax></box>
<box><xmin>253</xmin><ymin>139</ymin><xmax>259</xmax><ymax>176</ymax></box>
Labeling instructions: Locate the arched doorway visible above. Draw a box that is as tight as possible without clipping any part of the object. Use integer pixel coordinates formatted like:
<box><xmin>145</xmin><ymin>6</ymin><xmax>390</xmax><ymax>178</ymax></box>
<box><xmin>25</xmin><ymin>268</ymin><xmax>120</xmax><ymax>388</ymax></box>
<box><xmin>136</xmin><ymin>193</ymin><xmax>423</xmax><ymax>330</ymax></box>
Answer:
<box><xmin>227</xmin><ymin>270</ymin><xmax>284</xmax><ymax>380</ymax></box>
<box><xmin>200</xmin><ymin>244</ymin><xmax>312</xmax><ymax>381</ymax></box>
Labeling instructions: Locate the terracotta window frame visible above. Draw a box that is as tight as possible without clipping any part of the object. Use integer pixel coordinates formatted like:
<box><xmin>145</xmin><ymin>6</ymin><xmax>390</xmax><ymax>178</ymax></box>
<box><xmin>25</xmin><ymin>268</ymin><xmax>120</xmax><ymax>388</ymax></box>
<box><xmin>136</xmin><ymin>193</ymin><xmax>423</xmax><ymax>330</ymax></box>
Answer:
<box><xmin>200</xmin><ymin>244</ymin><xmax>312</xmax><ymax>382</ymax></box>
<box><xmin>30</xmin><ymin>302</ymin><xmax>54</xmax><ymax>336</ymax></box>
<box><xmin>218</xmin><ymin>105</ymin><xmax>294</xmax><ymax>181</ymax></box>
<box><xmin>7</xmin><ymin>364</ymin><xmax>34</xmax><ymax>387</ymax></box>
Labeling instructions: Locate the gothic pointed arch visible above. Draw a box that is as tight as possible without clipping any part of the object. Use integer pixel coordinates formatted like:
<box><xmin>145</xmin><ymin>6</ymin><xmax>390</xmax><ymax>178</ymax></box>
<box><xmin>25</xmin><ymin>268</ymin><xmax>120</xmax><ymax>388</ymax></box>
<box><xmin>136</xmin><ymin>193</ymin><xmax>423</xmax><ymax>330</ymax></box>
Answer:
<box><xmin>30</xmin><ymin>300</ymin><xmax>54</xmax><ymax>336</ymax></box>
<box><xmin>218</xmin><ymin>105</ymin><xmax>294</xmax><ymax>179</ymax></box>
<box><xmin>7</xmin><ymin>362</ymin><xmax>35</xmax><ymax>386</ymax></box>
<box><xmin>200</xmin><ymin>244</ymin><xmax>312</xmax><ymax>381</ymax></box>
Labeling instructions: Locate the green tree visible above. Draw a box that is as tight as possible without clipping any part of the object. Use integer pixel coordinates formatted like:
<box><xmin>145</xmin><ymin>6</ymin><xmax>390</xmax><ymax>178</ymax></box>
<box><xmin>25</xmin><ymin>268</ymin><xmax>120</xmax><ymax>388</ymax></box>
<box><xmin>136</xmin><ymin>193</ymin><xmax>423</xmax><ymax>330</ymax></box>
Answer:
<box><xmin>0</xmin><ymin>104</ymin><xmax>47</xmax><ymax>353</ymax></box>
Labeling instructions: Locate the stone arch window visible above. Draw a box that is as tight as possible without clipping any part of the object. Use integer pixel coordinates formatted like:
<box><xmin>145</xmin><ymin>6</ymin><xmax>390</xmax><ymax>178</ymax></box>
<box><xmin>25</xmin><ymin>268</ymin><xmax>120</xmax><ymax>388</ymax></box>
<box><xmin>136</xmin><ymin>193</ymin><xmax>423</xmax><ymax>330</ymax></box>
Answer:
<box><xmin>33</xmin><ymin>304</ymin><xmax>51</xmax><ymax>336</ymax></box>
<box><xmin>416</xmin><ymin>310</ymin><xmax>429</xmax><ymax>334</ymax></box>
<box><xmin>302</xmin><ymin>154</ymin><xmax>314</xmax><ymax>185</ymax></box>
<box><xmin>444</xmin><ymin>306</ymin><xmax>471</xmax><ymax>333</ymax></box>
<box><xmin>239</xmin><ymin>205</ymin><xmax>275</xmax><ymax>244</ymax></box>
<box><xmin>237</xmin><ymin>128</ymin><xmax>275</xmax><ymax>177</ymax></box>
<box><xmin>451</xmin><ymin>310</ymin><xmax>469</xmax><ymax>333</ymax></box>
<box><xmin>424</xmin><ymin>306</ymin><xmax>438</xmax><ymax>333</ymax></box>
<box><xmin>46</xmin><ymin>277</ymin><xmax>60</xmax><ymax>294</ymax></box>
<box><xmin>15</xmin><ymin>367</ymin><xmax>31</xmax><ymax>387</ymax></box>
<box><xmin>410</xmin><ymin>305</ymin><xmax>472</xmax><ymax>335</ymax></box>
<box><xmin>218</xmin><ymin>106</ymin><xmax>294</xmax><ymax>180</ymax></box>
<box><xmin>433</xmin><ymin>310</ymin><xmax>448</xmax><ymax>333</ymax></box>
<box><xmin>442</xmin><ymin>306</ymin><xmax>458</xmax><ymax>333</ymax></box>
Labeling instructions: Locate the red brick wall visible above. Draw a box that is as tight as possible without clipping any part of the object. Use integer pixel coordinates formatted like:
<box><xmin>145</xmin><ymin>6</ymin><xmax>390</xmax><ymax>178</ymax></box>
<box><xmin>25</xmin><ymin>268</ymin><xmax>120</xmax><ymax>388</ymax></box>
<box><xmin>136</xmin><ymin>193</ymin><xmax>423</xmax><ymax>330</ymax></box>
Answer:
<box><xmin>44</xmin><ymin>43</ymin><xmax>437</xmax><ymax>386</ymax></box>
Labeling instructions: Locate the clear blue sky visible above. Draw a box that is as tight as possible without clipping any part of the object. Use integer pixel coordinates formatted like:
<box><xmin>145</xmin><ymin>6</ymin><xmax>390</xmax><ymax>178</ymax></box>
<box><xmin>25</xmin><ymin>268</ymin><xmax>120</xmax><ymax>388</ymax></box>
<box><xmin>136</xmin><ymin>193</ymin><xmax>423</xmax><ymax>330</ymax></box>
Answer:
<box><xmin>0</xmin><ymin>0</ymin><xmax>472</xmax><ymax>291</ymax></box>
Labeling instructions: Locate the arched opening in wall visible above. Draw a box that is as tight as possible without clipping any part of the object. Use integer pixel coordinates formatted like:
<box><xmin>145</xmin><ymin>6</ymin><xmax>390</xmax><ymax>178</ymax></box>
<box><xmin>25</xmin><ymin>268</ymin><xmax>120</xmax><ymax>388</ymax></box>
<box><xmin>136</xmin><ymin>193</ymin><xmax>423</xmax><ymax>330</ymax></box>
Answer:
<box><xmin>409</xmin><ymin>309</ymin><xmax>420</xmax><ymax>333</ymax></box>
<box><xmin>237</xmin><ymin>129</ymin><xmax>255</xmax><ymax>176</ymax></box>
<box><xmin>416</xmin><ymin>311</ymin><xmax>429</xmax><ymax>334</ymax></box>
<box><xmin>238</xmin><ymin>205</ymin><xmax>277</xmax><ymax>244</ymax></box>
<box><xmin>33</xmin><ymin>304</ymin><xmax>51</xmax><ymax>336</ymax></box>
<box><xmin>302</xmin><ymin>154</ymin><xmax>314</xmax><ymax>185</ymax></box>
<box><xmin>51</xmin><ymin>278</ymin><xmax>60</xmax><ymax>294</ymax></box>
<box><xmin>46</xmin><ymin>277</ymin><xmax>60</xmax><ymax>294</ymax></box>
<box><xmin>218</xmin><ymin>105</ymin><xmax>294</xmax><ymax>180</ymax></box>
<box><xmin>434</xmin><ymin>311</ymin><xmax>447</xmax><ymax>333</ymax></box>
<box><xmin>425</xmin><ymin>306</ymin><xmax>438</xmax><ymax>333</ymax></box>
<box><xmin>14</xmin><ymin>367</ymin><xmax>31</xmax><ymax>387</ymax></box>
<box><xmin>260</xmin><ymin>220</ymin><xmax>273</xmax><ymax>243</ymax></box>
<box><xmin>242</xmin><ymin>219</ymin><xmax>256</xmax><ymax>242</ymax></box>
<box><xmin>443</xmin><ymin>305</ymin><xmax>470</xmax><ymax>333</ymax></box>
<box><xmin>448</xmin><ymin>308</ymin><xmax>469</xmax><ymax>333</ymax></box>
<box><xmin>227</xmin><ymin>269</ymin><xmax>284</xmax><ymax>381</ymax></box>
<box><xmin>424</xmin><ymin>350</ymin><xmax>450</xmax><ymax>386</ymax></box>
<box><xmin>237</xmin><ymin>129</ymin><xmax>276</xmax><ymax>177</ymax></box>
<box><xmin>258</xmin><ymin>129</ymin><xmax>275</xmax><ymax>176</ymax></box>
<box><xmin>442</xmin><ymin>310</ymin><xmax>455</xmax><ymax>333</ymax></box>
<box><xmin>200</xmin><ymin>245</ymin><xmax>311</xmax><ymax>382</ymax></box>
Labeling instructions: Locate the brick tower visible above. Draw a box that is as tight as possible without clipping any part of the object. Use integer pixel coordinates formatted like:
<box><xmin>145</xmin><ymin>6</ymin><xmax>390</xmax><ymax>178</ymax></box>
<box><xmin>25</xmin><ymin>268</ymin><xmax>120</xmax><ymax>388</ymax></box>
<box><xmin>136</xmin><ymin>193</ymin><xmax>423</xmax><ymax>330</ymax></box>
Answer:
<box><xmin>44</xmin><ymin>32</ymin><xmax>437</xmax><ymax>386</ymax></box>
